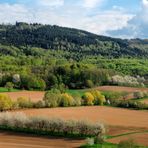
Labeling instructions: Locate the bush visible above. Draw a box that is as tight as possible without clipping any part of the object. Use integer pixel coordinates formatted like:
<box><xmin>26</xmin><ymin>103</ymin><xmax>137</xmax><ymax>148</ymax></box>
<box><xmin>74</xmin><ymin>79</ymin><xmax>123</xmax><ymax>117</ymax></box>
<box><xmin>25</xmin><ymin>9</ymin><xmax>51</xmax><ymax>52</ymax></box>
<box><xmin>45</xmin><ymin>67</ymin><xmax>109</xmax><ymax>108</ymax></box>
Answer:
<box><xmin>111</xmin><ymin>100</ymin><xmax>148</xmax><ymax>110</ymax></box>
<box><xmin>110</xmin><ymin>75</ymin><xmax>145</xmax><ymax>87</ymax></box>
<box><xmin>85</xmin><ymin>80</ymin><xmax>94</xmax><ymax>88</ymax></box>
<box><xmin>0</xmin><ymin>94</ymin><xmax>13</xmax><ymax>111</ymax></box>
<box><xmin>90</xmin><ymin>90</ymin><xmax>106</xmax><ymax>105</ymax></box>
<box><xmin>133</xmin><ymin>91</ymin><xmax>144</xmax><ymax>99</ymax></box>
<box><xmin>43</xmin><ymin>89</ymin><xmax>61</xmax><ymax>107</ymax></box>
<box><xmin>33</xmin><ymin>101</ymin><xmax>45</xmax><ymax>108</ymax></box>
<box><xmin>118</xmin><ymin>139</ymin><xmax>139</xmax><ymax>148</ymax></box>
<box><xmin>86</xmin><ymin>138</ymin><xmax>94</xmax><ymax>146</ymax></box>
<box><xmin>82</xmin><ymin>92</ymin><xmax>95</xmax><ymax>106</ymax></box>
<box><xmin>60</xmin><ymin>93</ymin><xmax>74</xmax><ymax>107</ymax></box>
<box><xmin>5</xmin><ymin>82</ymin><xmax>14</xmax><ymax>92</ymax></box>
<box><xmin>74</xmin><ymin>97</ymin><xmax>82</xmax><ymax>106</ymax></box>
<box><xmin>17</xmin><ymin>97</ymin><xmax>33</xmax><ymax>108</ymax></box>
<box><xmin>0</xmin><ymin>112</ymin><xmax>105</xmax><ymax>139</ymax></box>
<box><xmin>102</xmin><ymin>91</ymin><xmax>124</xmax><ymax>101</ymax></box>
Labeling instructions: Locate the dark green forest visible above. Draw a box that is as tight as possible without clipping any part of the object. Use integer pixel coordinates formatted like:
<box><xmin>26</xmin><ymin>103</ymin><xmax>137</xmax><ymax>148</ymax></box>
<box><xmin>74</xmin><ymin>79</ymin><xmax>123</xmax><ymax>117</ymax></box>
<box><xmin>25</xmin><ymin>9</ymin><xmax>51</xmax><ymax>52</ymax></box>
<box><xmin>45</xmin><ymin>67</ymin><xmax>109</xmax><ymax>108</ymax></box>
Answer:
<box><xmin>0</xmin><ymin>22</ymin><xmax>148</xmax><ymax>90</ymax></box>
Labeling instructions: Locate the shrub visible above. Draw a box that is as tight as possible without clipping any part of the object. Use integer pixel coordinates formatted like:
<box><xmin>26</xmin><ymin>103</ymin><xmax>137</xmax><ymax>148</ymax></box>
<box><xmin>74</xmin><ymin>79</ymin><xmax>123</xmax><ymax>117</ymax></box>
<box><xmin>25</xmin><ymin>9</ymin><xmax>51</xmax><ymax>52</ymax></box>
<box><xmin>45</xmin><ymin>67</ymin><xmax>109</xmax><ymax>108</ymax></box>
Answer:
<box><xmin>5</xmin><ymin>82</ymin><xmax>14</xmax><ymax>92</ymax></box>
<box><xmin>102</xmin><ymin>91</ymin><xmax>124</xmax><ymax>101</ymax></box>
<box><xmin>133</xmin><ymin>91</ymin><xmax>144</xmax><ymax>99</ymax></box>
<box><xmin>33</xmin><ymin>100</ymin><xmax>45</xmax><ymax>108</ymax></box>
<box><xmin>143</xmin><ymin>91</ymin><xmax>148</xmax><ymax>97</ymax></box>
<box><xmin>110</xmin><ymin>75</ymin><xmax>145</xmax><ymax>87</ymax></box>
<box><xmin>111</xmin><ymin>100</ymin><xmax>148</xmax><ymax>110</ymax></box>
<box><xmin>17</xmin><ymin>97</ymin><xmax>33</xmax><ymax>108</ymax></box>
<box><xmin>0</xmin><ymin>94</ymin><xmax>13</xmax><ymax>111</ymax></box>
<box><xmin>118</xmin><ymin>139</ymin><xmax>139</xmax><ymax>148</ymax></box>
<box><xmin>0</xmin><ymin>112</ymin><xmax>105</xmax><ymax>139</ymax></box>
<box><xmin>82</xmin><ymin>92</ymin><xmax>95</xmax><ymax>106</ymax></box>
<box><xmin>60</xmin><ymin>93</ymin><xmax>74</xmax><ymax>107</ymax></box>
<box><xmin>74</xmin><ymin>97</ymin><xmax>82</xmax><ymax>106</ymax></box>
<box><xmin>12</xmin><ymin>74</ymin><xmax>21</xmax><ymax>83</ymax></box>
<box><xmin>86</xmin><ymin>138</ymin><xmax>94</xmax><ymax>146</ymax></box>
<box><xmin>43</xmin><ymin>89</ymin><xmax>61</xmax><ymax>107</ymax></box>
<box><xmin>90</xmin><ymin>90</ymin><xmax>106</xmax><ymax>105</ymax></box>
<box><xmin>85</xmin><ymin>80</ymin><xmax>94</xmax><ymax>88</ymax></box>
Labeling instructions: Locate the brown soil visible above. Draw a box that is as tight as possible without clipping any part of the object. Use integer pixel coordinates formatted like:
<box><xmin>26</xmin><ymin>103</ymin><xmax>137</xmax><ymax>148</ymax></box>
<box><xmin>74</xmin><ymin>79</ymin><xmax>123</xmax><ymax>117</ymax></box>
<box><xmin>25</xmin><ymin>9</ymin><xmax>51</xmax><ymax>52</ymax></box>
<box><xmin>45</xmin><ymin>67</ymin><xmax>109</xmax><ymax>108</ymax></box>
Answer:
<box><xmin>96</xmin><ymin>86</ymin><xmax>148</xmax><ymax>93</ymax></box>
<box><xmin>0</xmin><ymin>91</ymin><xmax>45</xmax><ymax>102</ymax></box>
<box><xmin>107</xmin><ymin>126</ymin><xmax>147</xmax><ymax>136</ymax></box>
<box><xmin>11</xmin><ymin>106</ymin><xmax>148</xmax><ymax>146</ymax></box>
<box><xmin>0</xmin><ymin>131</ymin><xmax>84</xmax><ymax>148</ymax></box>
<box><xmin>108</xmin><ymin>133</ymin><xmax>148</xmax><ymax>146</ymax></box>
<box><xmin>15</xmin><ymin>106</ymin><xmax>148</xmax><ymax>129</ymax></box>
<box><xmin>141</xmin><ymin>99</ymin><xmax>148</xmax><ymax>104</ymax></box>
<box><xmin>1</xmin><ymin>86</ymin><xmax>147</xmax><ymax>102</ymax></box>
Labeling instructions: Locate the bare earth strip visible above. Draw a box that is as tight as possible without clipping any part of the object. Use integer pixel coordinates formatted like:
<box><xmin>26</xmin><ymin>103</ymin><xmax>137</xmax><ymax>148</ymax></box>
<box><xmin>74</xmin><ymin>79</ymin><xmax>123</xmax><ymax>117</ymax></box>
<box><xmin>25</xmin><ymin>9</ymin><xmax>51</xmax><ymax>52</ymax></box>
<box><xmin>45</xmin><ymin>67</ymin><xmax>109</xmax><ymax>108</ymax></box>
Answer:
<box><xmin>14</xmin><ymin>106</ymin><xmax>148</xmax><ymax>146</ymax></box>
<box><xmin>0</xmin><ymin>91</ymin><xmax>45</xmax><ymax>102</ymax></box>
<box><xmin>0</xmin><ymin>131</ymin><xmax>84</xmax><ymax>148</ymax></box>
<box><xmin>96</xmin><ymin>86</ymin><xmax>148</xmax><ymax>93</ymax></box>
<box><xmin>18</xmin><ymin>106</ymin><xmax>148</xmax><ymax>129</ymax></box>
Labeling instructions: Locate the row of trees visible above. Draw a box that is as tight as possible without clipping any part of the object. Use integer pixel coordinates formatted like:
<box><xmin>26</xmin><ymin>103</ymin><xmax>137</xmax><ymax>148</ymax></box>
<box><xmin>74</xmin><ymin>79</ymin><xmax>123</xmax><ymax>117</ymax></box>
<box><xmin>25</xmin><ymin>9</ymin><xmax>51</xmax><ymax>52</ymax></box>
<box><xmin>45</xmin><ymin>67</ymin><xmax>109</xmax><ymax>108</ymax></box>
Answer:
<box><xmin>0</xmin><ymin>64</ymin><xmax>112</xmax><ymax>90</ymax></box>
<box><xmin>0</xmin><ymin>89</ymin><xmax>106</xmax><ymax>111</ymax></box>
<box><xmin>0</xmin><ymin>112</ymin><xmax>105</xmax><ymax>141</ymax></box>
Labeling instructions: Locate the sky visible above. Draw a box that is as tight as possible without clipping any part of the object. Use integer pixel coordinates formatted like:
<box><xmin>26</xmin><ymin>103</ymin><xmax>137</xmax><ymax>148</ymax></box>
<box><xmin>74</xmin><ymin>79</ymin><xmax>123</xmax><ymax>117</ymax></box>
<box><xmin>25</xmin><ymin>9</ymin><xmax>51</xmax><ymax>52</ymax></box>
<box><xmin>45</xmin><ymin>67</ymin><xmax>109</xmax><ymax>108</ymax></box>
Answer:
<box><xmin>0</xmin><ymin>0</ymin><xmax>148</xmax><ymax>38</ymax></box>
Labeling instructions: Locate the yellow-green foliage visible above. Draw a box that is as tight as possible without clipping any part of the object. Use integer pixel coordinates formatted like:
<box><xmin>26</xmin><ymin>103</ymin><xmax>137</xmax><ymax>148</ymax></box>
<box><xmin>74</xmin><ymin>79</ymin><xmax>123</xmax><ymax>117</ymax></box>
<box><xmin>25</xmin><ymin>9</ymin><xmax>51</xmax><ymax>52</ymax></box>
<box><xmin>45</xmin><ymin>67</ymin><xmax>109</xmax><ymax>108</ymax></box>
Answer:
<box><xmin>0</xmin><ymin>94</ymin><xmax>12</xmax><ymax>111</ymax></box>
<box><xmin>17</xmin><ymin>97</ymin><xmax>32</xmax><ymax>108</ymax></box>
<box><xmin>82</xmin><ymin>92</ymin><xmax>95</xmax><ymax>106</ymax></box>
<box><xmin>90</xmin><ymin>90</ymin><xmax>106</xmax><ymax>105</ymax></box>
<box><xmin>60</xmin><ymin>93</ymin><xmax>74</xmax><ymax>107</ymax></box>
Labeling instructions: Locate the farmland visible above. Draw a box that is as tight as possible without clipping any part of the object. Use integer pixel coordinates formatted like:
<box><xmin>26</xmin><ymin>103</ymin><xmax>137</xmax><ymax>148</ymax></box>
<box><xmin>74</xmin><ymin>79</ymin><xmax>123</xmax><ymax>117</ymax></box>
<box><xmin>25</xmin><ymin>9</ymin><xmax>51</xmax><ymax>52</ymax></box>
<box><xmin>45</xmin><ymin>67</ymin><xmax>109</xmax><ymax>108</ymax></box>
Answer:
<box><xmin>0</xmin><ymin>21</ymin><xmax>148</xmax><ymax>148</ymax></box>
<box><xmin>11</xmin><ymin>106</ymin><xmax>148</xmax><ymax>146</ymax></box>
<box><xmin>0</xmin><ymin>131</ymin><xmax>84</xmax><ymax>148</ymax></box>
<box><xmin>1</xmin><ymin>86</ymin><xmax>148</xmax><ymax>102</ymax></box>
<box><xmin>0</xmin><ymin>85</ymin><xmax>148</xmax><ymax>147</ymax></box>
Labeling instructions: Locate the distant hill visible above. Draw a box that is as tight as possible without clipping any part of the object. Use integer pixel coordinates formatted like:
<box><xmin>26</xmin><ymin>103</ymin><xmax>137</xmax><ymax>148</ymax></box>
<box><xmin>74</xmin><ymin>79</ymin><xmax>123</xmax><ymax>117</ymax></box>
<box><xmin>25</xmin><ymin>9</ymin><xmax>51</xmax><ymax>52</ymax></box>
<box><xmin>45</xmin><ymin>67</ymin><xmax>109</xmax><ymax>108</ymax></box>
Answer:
<box><xmin>0</xmin><ymin>22</ymin><xmax>148</xmax><ymax>58</ymax></box>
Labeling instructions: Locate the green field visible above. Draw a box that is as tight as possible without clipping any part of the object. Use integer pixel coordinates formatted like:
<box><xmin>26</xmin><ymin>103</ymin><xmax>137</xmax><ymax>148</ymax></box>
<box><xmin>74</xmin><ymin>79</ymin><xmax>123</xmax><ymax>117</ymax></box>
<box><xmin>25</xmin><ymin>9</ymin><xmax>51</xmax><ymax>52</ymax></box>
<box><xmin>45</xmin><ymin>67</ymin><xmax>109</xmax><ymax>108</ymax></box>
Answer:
<box><xmin>65</xmin><ymin>89</ymin><xmax>86</xmax><ymax>97</ymax></box>
<box><xmin>80</xmin><ymin>142</ymin><xmax>118</xmax><ymax>148</ymax></box>
<box><xmin>0</xmin><ymin>87</ymin><xmax>19</xmax><ymax>92</ymax></box>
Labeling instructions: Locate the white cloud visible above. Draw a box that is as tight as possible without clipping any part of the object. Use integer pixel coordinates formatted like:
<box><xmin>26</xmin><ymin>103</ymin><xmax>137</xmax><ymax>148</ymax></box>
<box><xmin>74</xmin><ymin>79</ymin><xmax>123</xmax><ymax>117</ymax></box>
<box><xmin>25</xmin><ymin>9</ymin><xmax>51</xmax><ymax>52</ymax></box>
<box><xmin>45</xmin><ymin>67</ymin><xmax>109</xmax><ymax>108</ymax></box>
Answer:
<box><xmin>83</xmin><ymin>0</ymin><xmax>105</xmax><ymax>8</ymax></box>
<box><xmin>0</xmin><ymin>3</ymin><xmax>33</xmax><ymax>24</ymax></box>
<box><xmin>0</xmin><ymin>1</ymin><xmax>137</xmax><ymax>38</ymax></box>
<box><xmin>108</xmin><ymin>0</ymin><xmax>148</xmax><ymax>38</ymax></box>
<box><xmin>37</xmin><ymin>0</ymin><xmax>64</xmax><ymax>7</ymax></box>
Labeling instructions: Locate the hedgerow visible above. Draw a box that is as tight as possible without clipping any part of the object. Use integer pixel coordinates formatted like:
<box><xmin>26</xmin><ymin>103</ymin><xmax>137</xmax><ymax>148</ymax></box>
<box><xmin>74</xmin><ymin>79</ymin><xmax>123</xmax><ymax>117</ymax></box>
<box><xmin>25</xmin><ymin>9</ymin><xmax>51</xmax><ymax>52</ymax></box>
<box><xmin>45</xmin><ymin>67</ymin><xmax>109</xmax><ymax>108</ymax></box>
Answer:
<box><xmin>0</xmin><ymin>112</ymin><xmax>105</xmax><ymax>140</ymax></box>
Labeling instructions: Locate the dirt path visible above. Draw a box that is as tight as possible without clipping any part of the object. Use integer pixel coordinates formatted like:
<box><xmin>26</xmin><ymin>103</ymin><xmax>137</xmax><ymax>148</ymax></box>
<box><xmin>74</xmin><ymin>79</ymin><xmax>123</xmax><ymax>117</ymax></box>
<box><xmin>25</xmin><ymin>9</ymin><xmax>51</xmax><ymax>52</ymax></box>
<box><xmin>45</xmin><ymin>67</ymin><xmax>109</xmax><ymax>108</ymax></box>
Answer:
<box><xmin>0</xmin><ymin>131</ymin><xmax>84</xmax><ymax>148</ymax></box>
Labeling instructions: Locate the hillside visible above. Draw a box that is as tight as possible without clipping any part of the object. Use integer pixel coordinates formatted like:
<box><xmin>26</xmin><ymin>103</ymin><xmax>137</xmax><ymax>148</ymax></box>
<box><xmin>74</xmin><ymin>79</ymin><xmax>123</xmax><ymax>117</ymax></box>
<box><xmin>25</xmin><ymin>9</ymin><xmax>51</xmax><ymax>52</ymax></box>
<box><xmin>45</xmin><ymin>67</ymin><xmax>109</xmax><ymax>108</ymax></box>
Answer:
<box><xmin>0</xmin><ymin>22</ymin><xmax>147</xmax><ymax>90</ymax></box>
<box><xmin>0</xmin><ymin>22</ymin><xmax>148</xmax><ymax>58</ymax></box>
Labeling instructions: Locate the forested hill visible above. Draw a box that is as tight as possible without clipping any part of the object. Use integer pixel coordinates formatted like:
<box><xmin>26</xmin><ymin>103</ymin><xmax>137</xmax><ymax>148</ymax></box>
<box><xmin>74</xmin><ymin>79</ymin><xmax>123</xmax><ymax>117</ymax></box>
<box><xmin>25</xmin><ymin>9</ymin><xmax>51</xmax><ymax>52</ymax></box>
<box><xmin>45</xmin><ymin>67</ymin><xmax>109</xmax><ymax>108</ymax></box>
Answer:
<box><xmin>0</xmin><ymin>22</ymin><xmax>148</xmax><ymax>58</ymax></box>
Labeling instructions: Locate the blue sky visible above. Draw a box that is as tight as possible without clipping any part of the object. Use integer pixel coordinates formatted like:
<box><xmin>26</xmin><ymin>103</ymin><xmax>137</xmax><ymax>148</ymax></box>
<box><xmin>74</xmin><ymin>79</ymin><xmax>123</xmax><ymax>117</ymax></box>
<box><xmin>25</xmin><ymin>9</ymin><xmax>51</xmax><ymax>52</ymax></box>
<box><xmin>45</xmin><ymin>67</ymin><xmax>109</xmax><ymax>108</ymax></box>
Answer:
<box><xmin>0</xmin><ymin>0</ymin><xmax>148</xmax><ymax>38</ymax></box>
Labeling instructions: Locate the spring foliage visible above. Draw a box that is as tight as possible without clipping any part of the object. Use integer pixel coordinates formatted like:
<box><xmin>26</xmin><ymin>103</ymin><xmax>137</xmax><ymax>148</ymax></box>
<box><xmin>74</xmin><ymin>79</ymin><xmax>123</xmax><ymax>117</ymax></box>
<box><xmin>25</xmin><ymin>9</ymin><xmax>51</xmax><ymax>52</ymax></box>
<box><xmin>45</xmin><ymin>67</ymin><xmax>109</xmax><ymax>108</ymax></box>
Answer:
<box><xmin>0</xmin><ymin>94</ymin><xmax>12</xmax><ymax>111</ymax></box>
<box><xmin>0</xmin><ymin>112</ymin><xmax>105</xmax><ymax>138</ymax></box>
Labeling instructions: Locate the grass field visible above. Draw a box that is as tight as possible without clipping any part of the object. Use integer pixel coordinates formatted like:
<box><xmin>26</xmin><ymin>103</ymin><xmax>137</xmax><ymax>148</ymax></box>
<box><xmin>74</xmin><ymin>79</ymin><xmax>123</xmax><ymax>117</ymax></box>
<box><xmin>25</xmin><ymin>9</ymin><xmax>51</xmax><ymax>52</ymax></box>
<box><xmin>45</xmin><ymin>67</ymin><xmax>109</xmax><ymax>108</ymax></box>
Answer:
<box><xmin>0</xmin><ymin>87</ymin><xmax>19</xmax><ymax>92</ymax></box>
<box><xmin>65</xmin><ymin>89</ymin><xmax>85</xmax><ymax>97</ymax></box>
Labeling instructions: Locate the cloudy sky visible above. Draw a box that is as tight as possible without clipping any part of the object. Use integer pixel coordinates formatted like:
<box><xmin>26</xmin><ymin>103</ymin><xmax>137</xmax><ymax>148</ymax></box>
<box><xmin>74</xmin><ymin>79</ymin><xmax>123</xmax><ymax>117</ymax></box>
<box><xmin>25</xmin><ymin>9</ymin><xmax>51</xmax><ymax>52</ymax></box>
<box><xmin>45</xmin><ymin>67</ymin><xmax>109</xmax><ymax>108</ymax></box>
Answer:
<box><xmin>0</xmin><ymin>0</ymin><xmax>148</xmax><ymax>38</ymax></box>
